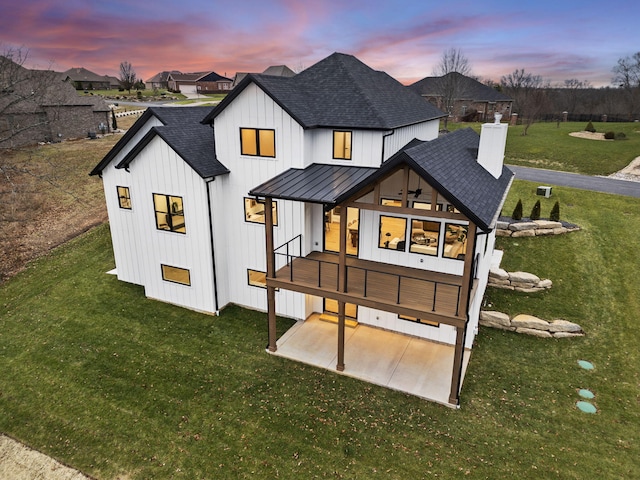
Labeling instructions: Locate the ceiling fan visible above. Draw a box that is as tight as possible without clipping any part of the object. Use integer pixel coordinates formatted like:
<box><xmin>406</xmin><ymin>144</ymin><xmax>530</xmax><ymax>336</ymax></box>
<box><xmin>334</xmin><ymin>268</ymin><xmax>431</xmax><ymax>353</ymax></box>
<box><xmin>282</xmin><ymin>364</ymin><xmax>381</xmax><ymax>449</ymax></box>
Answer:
<box><xmin>399</xmin><ymin>179</ymin><xmax>423</xmax><ymax>198</ymax></box>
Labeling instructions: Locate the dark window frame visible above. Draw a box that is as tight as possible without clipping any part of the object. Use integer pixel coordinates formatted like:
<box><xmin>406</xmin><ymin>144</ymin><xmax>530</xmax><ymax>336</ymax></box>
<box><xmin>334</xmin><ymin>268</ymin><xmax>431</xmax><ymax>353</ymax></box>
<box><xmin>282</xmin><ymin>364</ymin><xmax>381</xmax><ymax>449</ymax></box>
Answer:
<box><xmin>333</xmin><ymin>130</ymin><xmax>352</xmax><ymax>160</ymax></box>
<box><xmin>239</xmin><ymin>127</ymin><xmax>276</xmax><ymax>158</ymax></box>
<box><xmin>153</xmin><ymin>193</ymin><xmax>186</xmax><ymax>234</ymax></box>
<box><xmin>117</xmin><ymin>186</ymin><xmax>132</xmax><ymax>210</ymax></box>
<box><xmin>161</xmin><ymin>264</ymin><xmax>191</xmax><ymax>286</ymax></box>
<box><xmin>247</xmin><ymin>269</ymin><xmax>267</xmax><ymax>289</ymax></box>
<box><xmin>408</xmin><ymin>219</ymin><xmax>441</xmax><ymax>257</ymax></box>
<box><xmin>443</xmin><ymin>222</ymin><xmax>469</xmax><ymax>261</ymax></box>
<box><xmin>378</xmin><ymin>214</ymin><xmax>408</xmax><ymax>251</ymax></box>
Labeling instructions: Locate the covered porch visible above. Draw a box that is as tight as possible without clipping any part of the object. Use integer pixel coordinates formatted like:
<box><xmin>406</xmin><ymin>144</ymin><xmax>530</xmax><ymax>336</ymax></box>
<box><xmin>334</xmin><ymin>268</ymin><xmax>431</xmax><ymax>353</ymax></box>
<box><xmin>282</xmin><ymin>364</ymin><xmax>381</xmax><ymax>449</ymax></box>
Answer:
<box><xmin>270</xmin><ymin>314</ymin><xmax>471</xmax><ymax>407</ymax></box>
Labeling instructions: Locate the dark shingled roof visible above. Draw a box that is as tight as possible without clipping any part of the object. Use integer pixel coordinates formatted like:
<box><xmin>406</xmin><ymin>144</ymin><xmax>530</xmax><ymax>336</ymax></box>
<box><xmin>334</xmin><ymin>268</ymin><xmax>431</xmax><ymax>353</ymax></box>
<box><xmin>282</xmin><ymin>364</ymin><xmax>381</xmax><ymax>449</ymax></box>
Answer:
<box><xmin>381</xmin><ymin>128</ymin><xmax>514</xmax><ymax>231</ymax></box>
<box><xmin>250</xmin><ymin>128</ymin><xmax>513</xmax><ymax>232</ymax></box>
<box><xmin>90</xmin><ymin>107</ymin><xmax>228</xmax><ymax>178</ymax></box>
<box><xmin>409</xmin><ymin>72</ymin><xmax>513</xmax><ymax>103</ymax></box>
<box><xmin>203</xmin><ymin>52</ymin><xmax>446</xmax><ymax>129</ymax></box>
<box><xmin>249</xmin><ymin>163</ymin><xmax>378</xmax><ymax>205</ymax></box>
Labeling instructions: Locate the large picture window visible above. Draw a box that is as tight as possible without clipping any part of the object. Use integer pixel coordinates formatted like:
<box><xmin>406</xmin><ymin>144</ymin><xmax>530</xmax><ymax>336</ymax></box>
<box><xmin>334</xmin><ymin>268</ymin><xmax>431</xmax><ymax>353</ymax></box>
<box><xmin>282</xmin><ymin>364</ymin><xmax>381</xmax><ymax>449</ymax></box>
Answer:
<box><xmin>443</xmin><ymin>223</ymin><xmax>468</xmax><ymax>260</ymax></box>
<box><xmin>379</xmin><ymin>215</ymin><xmax>407</xmax><ymax>250</ymax></box>
<box><xmin>161</xmin><ymin>264</ymin><xmax>191</xmax><ymax>286</ymax></box>
<box><xmin>153</xmin><ymin>194</ymin><xmax>186</xmax><ymax>233</ymax></box>
<box><xmin>117</xmin><ymin>186</ymin><xmax>131</xmax><ymax>209</ymax></box>
<box><xmin>333</xmin><ymin>131</ymin><xmax>352</xmax><ymax>159</ymax></box>
<box><xmin>244</xmin><ymin>197</ymin><xmax>278</xmax><ymax>225</ymax></box>
<box><xmin>240</xmin><ymin>128</ymin><xmax>275</xmax><ymax>157</ymax></box>
<box><xmin>409</xmin><ymin>220</ymin><xmax>440</xmax><ymax>256</ymax></box>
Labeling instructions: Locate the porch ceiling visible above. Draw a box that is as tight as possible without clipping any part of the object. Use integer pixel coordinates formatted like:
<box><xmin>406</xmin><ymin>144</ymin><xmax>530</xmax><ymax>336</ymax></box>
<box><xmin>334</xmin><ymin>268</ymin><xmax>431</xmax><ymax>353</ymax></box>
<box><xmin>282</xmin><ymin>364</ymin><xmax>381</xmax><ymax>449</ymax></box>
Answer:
<box><xmin>271</xmin><ymin>315</ymin><xmax>471</xmax><ymax>407</ymax></box>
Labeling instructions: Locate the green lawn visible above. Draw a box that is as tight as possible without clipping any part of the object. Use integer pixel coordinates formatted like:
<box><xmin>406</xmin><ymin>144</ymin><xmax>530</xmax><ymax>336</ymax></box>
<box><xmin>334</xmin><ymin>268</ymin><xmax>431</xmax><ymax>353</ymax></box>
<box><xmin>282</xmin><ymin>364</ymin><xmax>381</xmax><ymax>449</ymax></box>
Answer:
<box><xmin>447</xmin><ymin>121</ymin><xmax>640</xmax><ymax>176</ymax></box>
<box><xmin>1</xmin><ymin>181</ymin><xmax>638</xmax><ymax>479</ymax></box>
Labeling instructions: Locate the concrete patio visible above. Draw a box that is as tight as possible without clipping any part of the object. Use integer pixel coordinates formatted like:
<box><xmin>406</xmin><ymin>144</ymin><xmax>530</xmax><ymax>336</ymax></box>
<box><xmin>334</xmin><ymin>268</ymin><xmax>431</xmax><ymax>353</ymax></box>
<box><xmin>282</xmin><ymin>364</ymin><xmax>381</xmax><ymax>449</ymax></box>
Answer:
<box><xmin>269</xmin><ymin>315</ymin><xmax>471</xmax><ymax>407</ymax></box>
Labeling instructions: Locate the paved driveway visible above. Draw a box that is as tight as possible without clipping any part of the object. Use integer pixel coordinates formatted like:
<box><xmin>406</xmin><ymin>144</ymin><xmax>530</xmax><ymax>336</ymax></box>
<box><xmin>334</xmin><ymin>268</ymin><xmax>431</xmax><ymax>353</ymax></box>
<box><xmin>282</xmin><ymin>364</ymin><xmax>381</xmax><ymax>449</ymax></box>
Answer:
<box><xmin>507</xmin><ymin>165</ymin><xmax>640</xmax><ymax>198</ymax></box>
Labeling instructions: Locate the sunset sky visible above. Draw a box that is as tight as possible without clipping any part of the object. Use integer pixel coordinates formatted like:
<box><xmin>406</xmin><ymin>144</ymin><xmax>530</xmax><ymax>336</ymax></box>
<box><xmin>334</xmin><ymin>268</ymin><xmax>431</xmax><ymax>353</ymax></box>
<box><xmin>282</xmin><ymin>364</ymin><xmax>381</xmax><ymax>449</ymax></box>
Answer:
<box><xmin>2</xmin><ymin>0</ymin><xmax>638</xmax><ymax>87</ymax></box>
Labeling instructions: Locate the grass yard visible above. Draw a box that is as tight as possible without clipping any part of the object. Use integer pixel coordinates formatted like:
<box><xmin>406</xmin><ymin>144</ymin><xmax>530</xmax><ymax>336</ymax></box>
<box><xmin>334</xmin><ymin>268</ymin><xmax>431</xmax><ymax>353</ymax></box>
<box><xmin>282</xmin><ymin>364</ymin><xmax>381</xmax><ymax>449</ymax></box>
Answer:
<box><xmin>447</xmin><ymin>121</ymin><xmax>640</xmax><ymax>176</ymax></box>
<box><xmin>0</xmin><ymin>180</ymin><xmax>638</xmax><ymax>479</ymax></box>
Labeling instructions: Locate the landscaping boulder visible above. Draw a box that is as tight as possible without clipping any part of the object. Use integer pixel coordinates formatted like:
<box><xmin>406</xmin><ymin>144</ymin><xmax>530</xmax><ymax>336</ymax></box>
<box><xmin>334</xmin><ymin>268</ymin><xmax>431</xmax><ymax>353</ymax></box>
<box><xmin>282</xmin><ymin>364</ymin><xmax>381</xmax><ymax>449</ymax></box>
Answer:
<box><xmin>511</xmin><ymin>314</ymin><xmax>549</xmax><ymax>330</ymax></box>
<box><xmin>548</xmin><ymin>319</ymin><xmax>583</xmax><ymax>333</ymax></box>
<box><xmin>480</xmin><ymin>311</ymin><xmax>511</xmax><ymax>328</ymax></box>
<box><xmin>509</xmin><ymin>272</ymin><xmax>541</xmax><ymax>284</ymax></box>
<box><xmin>516</xmin><ymin>328</ymin><xmax>553</xmax><ymax>338</ymax></box>
<box><xmin>509</xmin><ymin>221</ymin><xmax>538</xmax><ymax>231</ymax></box>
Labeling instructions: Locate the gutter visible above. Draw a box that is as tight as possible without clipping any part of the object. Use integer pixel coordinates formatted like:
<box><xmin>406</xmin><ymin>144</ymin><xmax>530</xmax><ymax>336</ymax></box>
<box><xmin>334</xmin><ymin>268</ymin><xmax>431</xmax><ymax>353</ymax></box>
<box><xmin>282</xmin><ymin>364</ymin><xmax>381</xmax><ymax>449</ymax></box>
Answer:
<box><xmin>381</xmin><ymin>129</ymin><xmax>395</xmax><ymax>165</ymax></box>
<box><xmin>206</xmin><ymin>177</ymin><xmax>220</xmax><ymax>313</ymax></box>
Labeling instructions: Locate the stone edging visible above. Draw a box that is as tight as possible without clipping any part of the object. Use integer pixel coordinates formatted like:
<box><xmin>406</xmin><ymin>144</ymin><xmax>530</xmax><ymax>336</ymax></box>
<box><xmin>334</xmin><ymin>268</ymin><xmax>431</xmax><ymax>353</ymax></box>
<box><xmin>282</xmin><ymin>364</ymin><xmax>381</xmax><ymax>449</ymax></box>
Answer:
<box><xmin>480</xmin><ymin>311</ymin><xmax>584</xmax><ymax>338</ymax></box>
<box><xmin>488</xmin><ymin>268</ymin><xmax>552</xmax><ymax>292</ymax></box>
<box><xmin>496</xmin><ymin>218</ymin><xmax>580</xmax><ymax>237</ymax></box>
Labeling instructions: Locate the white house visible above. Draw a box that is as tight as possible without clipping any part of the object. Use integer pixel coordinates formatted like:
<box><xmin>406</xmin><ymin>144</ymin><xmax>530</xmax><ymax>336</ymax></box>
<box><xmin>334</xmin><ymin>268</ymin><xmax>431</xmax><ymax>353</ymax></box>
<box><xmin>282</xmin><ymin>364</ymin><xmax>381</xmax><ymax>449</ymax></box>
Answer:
<box><xmin>91</xmin><ymin>53</ymin><xmax>513</xmax><ymax>407</ymax></box>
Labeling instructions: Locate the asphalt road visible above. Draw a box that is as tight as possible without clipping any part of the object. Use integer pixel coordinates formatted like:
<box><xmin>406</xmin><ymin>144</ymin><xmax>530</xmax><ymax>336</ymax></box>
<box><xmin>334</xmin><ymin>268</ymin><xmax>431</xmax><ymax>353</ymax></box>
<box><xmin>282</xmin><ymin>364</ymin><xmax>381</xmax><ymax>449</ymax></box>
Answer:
<box><xmin>507</xmin><ymin>165</ymin><xmax>640</xmax><ymax>198</ymax></box>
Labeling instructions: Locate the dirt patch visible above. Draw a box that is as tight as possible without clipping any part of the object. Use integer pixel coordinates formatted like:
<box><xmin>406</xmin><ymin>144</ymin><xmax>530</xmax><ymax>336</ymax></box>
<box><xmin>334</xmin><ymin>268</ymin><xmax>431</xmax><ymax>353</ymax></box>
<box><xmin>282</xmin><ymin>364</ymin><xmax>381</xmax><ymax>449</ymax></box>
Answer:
<box><xmin>606</xmin><ymin>155</ymin><xmax>640</xmax><ymax>181</ymax></box>
<box><xmin>0</xmin><ymin>434</ymin><xmax>91</xmax><ymax>480</ymax></box>
<box><xmin>568</xmin><ymin>131</ymin><xmax>611</xmax><ymax>141</ymax></box>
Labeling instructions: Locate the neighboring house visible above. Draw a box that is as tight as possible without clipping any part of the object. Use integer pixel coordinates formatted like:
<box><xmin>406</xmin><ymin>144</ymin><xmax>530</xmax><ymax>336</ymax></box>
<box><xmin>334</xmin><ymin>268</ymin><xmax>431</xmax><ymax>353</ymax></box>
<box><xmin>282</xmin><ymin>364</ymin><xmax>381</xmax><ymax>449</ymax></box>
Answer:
<box><xmin>232</xmin><ymin>64</ymin><xmax>296</xmax><ymax>88</ymax></box>
<box><xmin>145</xmin><ymin>71</ymin><xmax>182</xmax><ymax>90</ymax></box>
<box><xmin>409</xmin><ymin>72</ymin><xmax>513</xmax><ymax>122</ymax></box>
<box><xmin>91</xmin><ymin>53</ymin><xmax>513</xmax><ymax>407</ymax></box>
<box><xmin>60</xmin><ymin>67</ymin><xmax>113</xmax><ymax>90</ymax></box>
<box><xmin>196</xmin><ymin>72</ymin><xmax>233</xmax><ymax>93</ymax></box>
<box><xmin>166</xmin><ymin>72</ymin><xmax>208</xmax><ymax>94</ymax></box>
<box><xmin>1</xmin><ymin>57</ymin><xmax>111</xmax><ymax>148</ymax></box>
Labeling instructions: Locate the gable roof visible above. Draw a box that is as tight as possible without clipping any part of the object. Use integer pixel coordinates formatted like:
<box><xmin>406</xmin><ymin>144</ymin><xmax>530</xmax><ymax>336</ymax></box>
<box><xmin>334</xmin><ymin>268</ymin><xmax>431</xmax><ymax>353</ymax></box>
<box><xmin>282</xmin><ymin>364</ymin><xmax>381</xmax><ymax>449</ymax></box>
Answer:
<box><xmin>60</xmin><ymin>67</ymin><xmax>110</xmax><ymax>84</ymax></box>
<box><xmin>381</xmin><ymin>129</ymin><xmax>514</xmax><ymax>230</ymax></box>
<box><xmin>409</xmin><ymin>72</ymin><xmax>512</xmax><ymax>103</ymax></box>
<box><xmin>250</xmin><ymin>128</ymin><xmax>513</xmax><ymax>232</ymax></box>
<box><xmin>197</xmin><ymin>71</ymin><xmax>232</xmax><ymax>83</ymax></box>
<box><xmin>146</xmin><ymin>71</ymin><xmax>182</xmax><ymax>83</ymax></box>
<box><xmin>90</xmin><ymin>107</ymin><xmax>228</xmax><ymax>178</ymax></box>
<box><xmin>262</xmin><ymin>65</ymin><xmax>296</xmax><ymax>77</ymax></box>
<box><xmin>203</xmin><ymin>52</ymin><xmax>445</xmax><ymax>129</ymax></box>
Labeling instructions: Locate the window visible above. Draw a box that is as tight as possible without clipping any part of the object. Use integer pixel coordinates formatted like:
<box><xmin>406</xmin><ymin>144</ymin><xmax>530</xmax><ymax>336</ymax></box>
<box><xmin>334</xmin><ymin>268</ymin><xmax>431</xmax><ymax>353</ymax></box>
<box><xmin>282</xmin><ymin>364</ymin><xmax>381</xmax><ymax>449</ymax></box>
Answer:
<box><xmin>409</xmin><ymin>220</ymin><xmax>440</xmax><ymax>256</ymax></box>
<box><xmin>161</xmin><ymin>264</ymin><xmax>191</xmax><ymax>286</ymax></box>
<box><xmin>248</xmin><ymin>269</ymin><xmax>267</xmax><ymax>288</ymax></box>
<box><xmin>153</xmin><ymin>194</ymin><xmax>186</xmax><ymax>233</ymax></box>
<box><xmin>399</xmin><ymin>314</ymin><xmax>439</xmax><ymax>327</ymax></box>
<box><xmin>381</xmin><ymin>198</ymin><xmax>403</xmax><ymax>207</ymax></box>
<box><xmin>244</xmin><ymin>197</ymin><xmax>278</xmax><ymax>225</ymax></box>
<box><xmin>333</xmin><ymin>131</ymin><xmax>352</xmax><ymax>159</ymax></box>
<box><xmin>117</xmin><ymin>186</ymin><xmax>131</xmax><ymax>209</ymax></box>
<box><xmin>413</xmin><ymin>201</ymin><xmax>442</xmax><ymax>211</ymax></box>
<box><xmin>240</xmin><ymin>128</ymin><xmax>275</xmax><ymax>157</ymax></box>
<box><xmin>443</xmin><ymin>223</ymin><xmax>468</xmax><ymax>260</ymax></box>
<box><xmin>379</xmin><ymin>215</ymin><xmax>407</xmax><ymax>250</ymax></box>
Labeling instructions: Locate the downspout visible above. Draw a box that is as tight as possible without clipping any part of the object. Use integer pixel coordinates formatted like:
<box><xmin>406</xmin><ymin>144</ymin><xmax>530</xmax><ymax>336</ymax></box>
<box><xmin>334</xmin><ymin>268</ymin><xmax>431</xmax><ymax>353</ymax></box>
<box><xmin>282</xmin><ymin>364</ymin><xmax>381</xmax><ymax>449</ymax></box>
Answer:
<box><xmin>206</xmin><ymin>177</ymin><xmax>220</xmax><ymax>314</ymax></box>
<box><xmin>381</xmin><ymin>129</ymin><xmax>395</xmax><ymax>165</ymax></box>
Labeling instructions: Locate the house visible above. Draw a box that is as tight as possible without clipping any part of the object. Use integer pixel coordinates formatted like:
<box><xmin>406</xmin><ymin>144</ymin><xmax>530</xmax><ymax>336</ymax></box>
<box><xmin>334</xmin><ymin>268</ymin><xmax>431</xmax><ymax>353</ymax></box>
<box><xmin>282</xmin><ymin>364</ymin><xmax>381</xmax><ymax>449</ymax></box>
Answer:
<box><xmin>232</xmin><ymin>64</ymin><xmax>296</xmax><ymax>88</ymax></box>
<box><xmin>195</xmin><ymin>72</ymin><xmax>233</xmax><ymax>93</ymax></box>
<box><xmin>145</xmin><ymin>71</ymin><xmax>182</xmax><ymax>90</ymax></box>
<box><xmin>409</xmin><ymin>72</ymin><xmax>513</xmax><ymax>122</ymax></box>
<box><xmin>1</xmin><ymin>57</ymin><xmax>111</xmax><ymax>148</ymax></box>
<box><xmin>60</xmin><ymin>67</ymin><xmax>114</xmax><ymax>90</ymax></box>
<box><xmin>91</xmin><ymin>53</ymin><xmax>513</xmax><ymax>407</ymax></box>
<box><xmin>166</xmin><ymin>72</ymin><xmax>209</xmax><ymax>94</ymax></box>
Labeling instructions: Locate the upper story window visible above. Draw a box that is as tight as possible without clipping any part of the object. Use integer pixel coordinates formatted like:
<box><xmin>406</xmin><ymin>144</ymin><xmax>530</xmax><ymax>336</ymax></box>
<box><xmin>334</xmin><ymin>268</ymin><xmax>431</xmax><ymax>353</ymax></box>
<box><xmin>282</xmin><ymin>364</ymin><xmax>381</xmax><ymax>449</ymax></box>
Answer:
<box><xmin>153</xmin><ymin>193</ymin><xmax>186</xmax><ymax>234</ymax></box>
<box><xmin>240</xmin><ymin>128</ymin><xmax>275</xmax><ymax>157</ymax></box>
<box><xmin>379</xmin><ymin>215</ymin><xmax>407</xmax><ymax>250</ymax></box>
<box><xmin>443</xmin><ymin>223</ymin><xmax>468</xmax><ymax>260</ymax></box>
<box><xmin>117</xmin><ymin>186</ymin><xmax>131</xmax><ymax>209</ymax></box>
<box><xmin>333</xmin><ymin>131</ymin><xmax>352</xmax><ymax>159</ymax></box>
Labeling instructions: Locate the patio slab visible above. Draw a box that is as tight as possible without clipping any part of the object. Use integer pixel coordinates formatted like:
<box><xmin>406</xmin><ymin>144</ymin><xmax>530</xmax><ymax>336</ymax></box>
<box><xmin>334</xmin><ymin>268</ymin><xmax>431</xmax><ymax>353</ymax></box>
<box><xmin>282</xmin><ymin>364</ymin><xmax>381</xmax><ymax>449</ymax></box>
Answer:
<box><xmin>271</xmin><ymin>316</ymin><xmax>470</xmax><ymax>407</ymax></box>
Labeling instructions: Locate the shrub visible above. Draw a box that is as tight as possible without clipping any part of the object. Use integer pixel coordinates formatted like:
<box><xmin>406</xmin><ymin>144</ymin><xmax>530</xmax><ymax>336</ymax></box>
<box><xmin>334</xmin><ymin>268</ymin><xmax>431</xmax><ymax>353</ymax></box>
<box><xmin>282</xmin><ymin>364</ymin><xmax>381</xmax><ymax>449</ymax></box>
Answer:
<box><xmin>550</xmin><ymin>201</ymin><xmax>560</xmax><ymax>222</ymax></box>
<box><xmin>604</xmin><ymin>131</ymin><xmax>615</xmax><ymax>140</ymax></box>
<box><xmin>512</xmin><ymin>199</ymin><xmax>523</xmax><ymax>221</ymax></box>
<box><xmin>616</xmin><ymin>132</ymin><xmax>627</xmax><ymax>140</ymax></box>
<box><xmin>530</xmin><ymin>200</ymin><xmax>541</xmax><ymax>220</ymax></box>
<box><xmin>585</xmin><ymin>121</ymin><xmax>596</xmax><ymax>133</ymax></box>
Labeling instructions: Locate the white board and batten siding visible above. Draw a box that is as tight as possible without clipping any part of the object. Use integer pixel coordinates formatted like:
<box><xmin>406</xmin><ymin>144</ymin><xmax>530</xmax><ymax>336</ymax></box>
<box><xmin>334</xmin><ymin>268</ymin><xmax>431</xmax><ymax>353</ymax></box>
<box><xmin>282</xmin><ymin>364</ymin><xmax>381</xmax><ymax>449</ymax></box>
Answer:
<box><xmin>211</xmin><ymin>82</ymin><xmax>307</xmax><ymax>319</ymax></box>
<box><xmin>120</xmin><ymin>136</ymin><xmax>216</xmax><ymax>314</ymax></box>
<box><xmin>382</xmin><ymin>120</ymin><xmax>440</xmax><ymax>162</ymax></box>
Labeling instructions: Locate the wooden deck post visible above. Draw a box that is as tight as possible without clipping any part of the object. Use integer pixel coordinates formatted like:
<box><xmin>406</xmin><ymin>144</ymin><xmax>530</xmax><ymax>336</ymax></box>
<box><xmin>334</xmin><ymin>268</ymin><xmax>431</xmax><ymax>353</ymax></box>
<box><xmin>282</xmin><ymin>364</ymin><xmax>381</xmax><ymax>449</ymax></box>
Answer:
<box><xmin>457</xmin><ymin>223</ymin><xmax>477</xmax><ymax>316</ymax></box>
<box><xmin>337</xmin><ymin>300</ymin><xmax>346</xmax><ymax>371</ymax></box>
<box><xmin>448</xmin><ymin>326</ymin><xmax>466</xmax><ymax>405</ymax></box>
<box><xmin>264</xmin><ymin>197</ymin><xmax>277</xmax><ymax>352</ymax></box>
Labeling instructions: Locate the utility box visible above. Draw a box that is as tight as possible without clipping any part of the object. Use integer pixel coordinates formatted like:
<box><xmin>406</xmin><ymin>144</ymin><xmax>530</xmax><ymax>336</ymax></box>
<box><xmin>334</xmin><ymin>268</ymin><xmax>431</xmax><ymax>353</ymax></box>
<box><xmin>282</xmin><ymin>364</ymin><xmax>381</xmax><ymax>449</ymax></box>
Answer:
<box><xmin>536</xmin><ymin>186</ymin><xmax>552</xmax><ymax>198</ymax></box>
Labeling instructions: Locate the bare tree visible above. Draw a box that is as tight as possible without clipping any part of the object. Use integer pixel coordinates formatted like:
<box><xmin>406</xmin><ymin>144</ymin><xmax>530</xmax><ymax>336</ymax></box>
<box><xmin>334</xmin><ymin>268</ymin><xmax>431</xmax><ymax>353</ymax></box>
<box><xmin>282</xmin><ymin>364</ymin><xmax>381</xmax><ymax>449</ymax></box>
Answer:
<box><xmin>612</xmin><ymin>52</ymin><xmax>640</xmax><ymax>120</ymax></box>
<box><xmin>558</xmin><ymin>79</ymin><xmax>591</xmax><ymax>114</ymax></box>
<box><xmin>501</xmin><ymin>69</ymin><xmax>549</xmax><ymax>135</ymax></box>
<box><xmin>119</xmin><ymin>61</ymin><xmax>137</xmax><ymax>94</ymax></box>
<box><xmin>431</xmin><ymin>48</ymin><xmax>472</xmax><ymax>129</ymax></box>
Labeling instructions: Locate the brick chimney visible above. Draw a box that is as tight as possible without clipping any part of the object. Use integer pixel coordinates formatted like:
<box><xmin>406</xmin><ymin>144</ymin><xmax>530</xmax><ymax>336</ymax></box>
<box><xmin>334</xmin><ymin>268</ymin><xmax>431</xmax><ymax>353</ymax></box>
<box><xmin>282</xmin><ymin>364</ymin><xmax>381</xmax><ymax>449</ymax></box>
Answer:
<box><xmin>477</xmin><ymin>113</ymin><xmax>508</xmax><ymax>179</ymax></box>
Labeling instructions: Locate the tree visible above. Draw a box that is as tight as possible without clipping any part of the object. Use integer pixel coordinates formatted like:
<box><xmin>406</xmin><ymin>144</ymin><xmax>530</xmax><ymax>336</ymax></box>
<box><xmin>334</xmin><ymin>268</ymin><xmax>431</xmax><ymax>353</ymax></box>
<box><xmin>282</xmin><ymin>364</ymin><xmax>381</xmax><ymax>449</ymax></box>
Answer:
<box><xmin>501</xmin><ymin>69</ymin><xmax>549</xmax><ymax>135</ymax></box>
<box><xmin>432</xmin><ymin>48</ymin><xmax>472</xmax><ymax>129</ymax></box>
<box><xmin>119</xmin><ymin>61</ymin><xmax>137</xmax><ymax>94</ymax></box>
<box><xmin>612</xmin><ymin>52</ymin><xmax>640</xmax><ymax>120</ymax></box>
